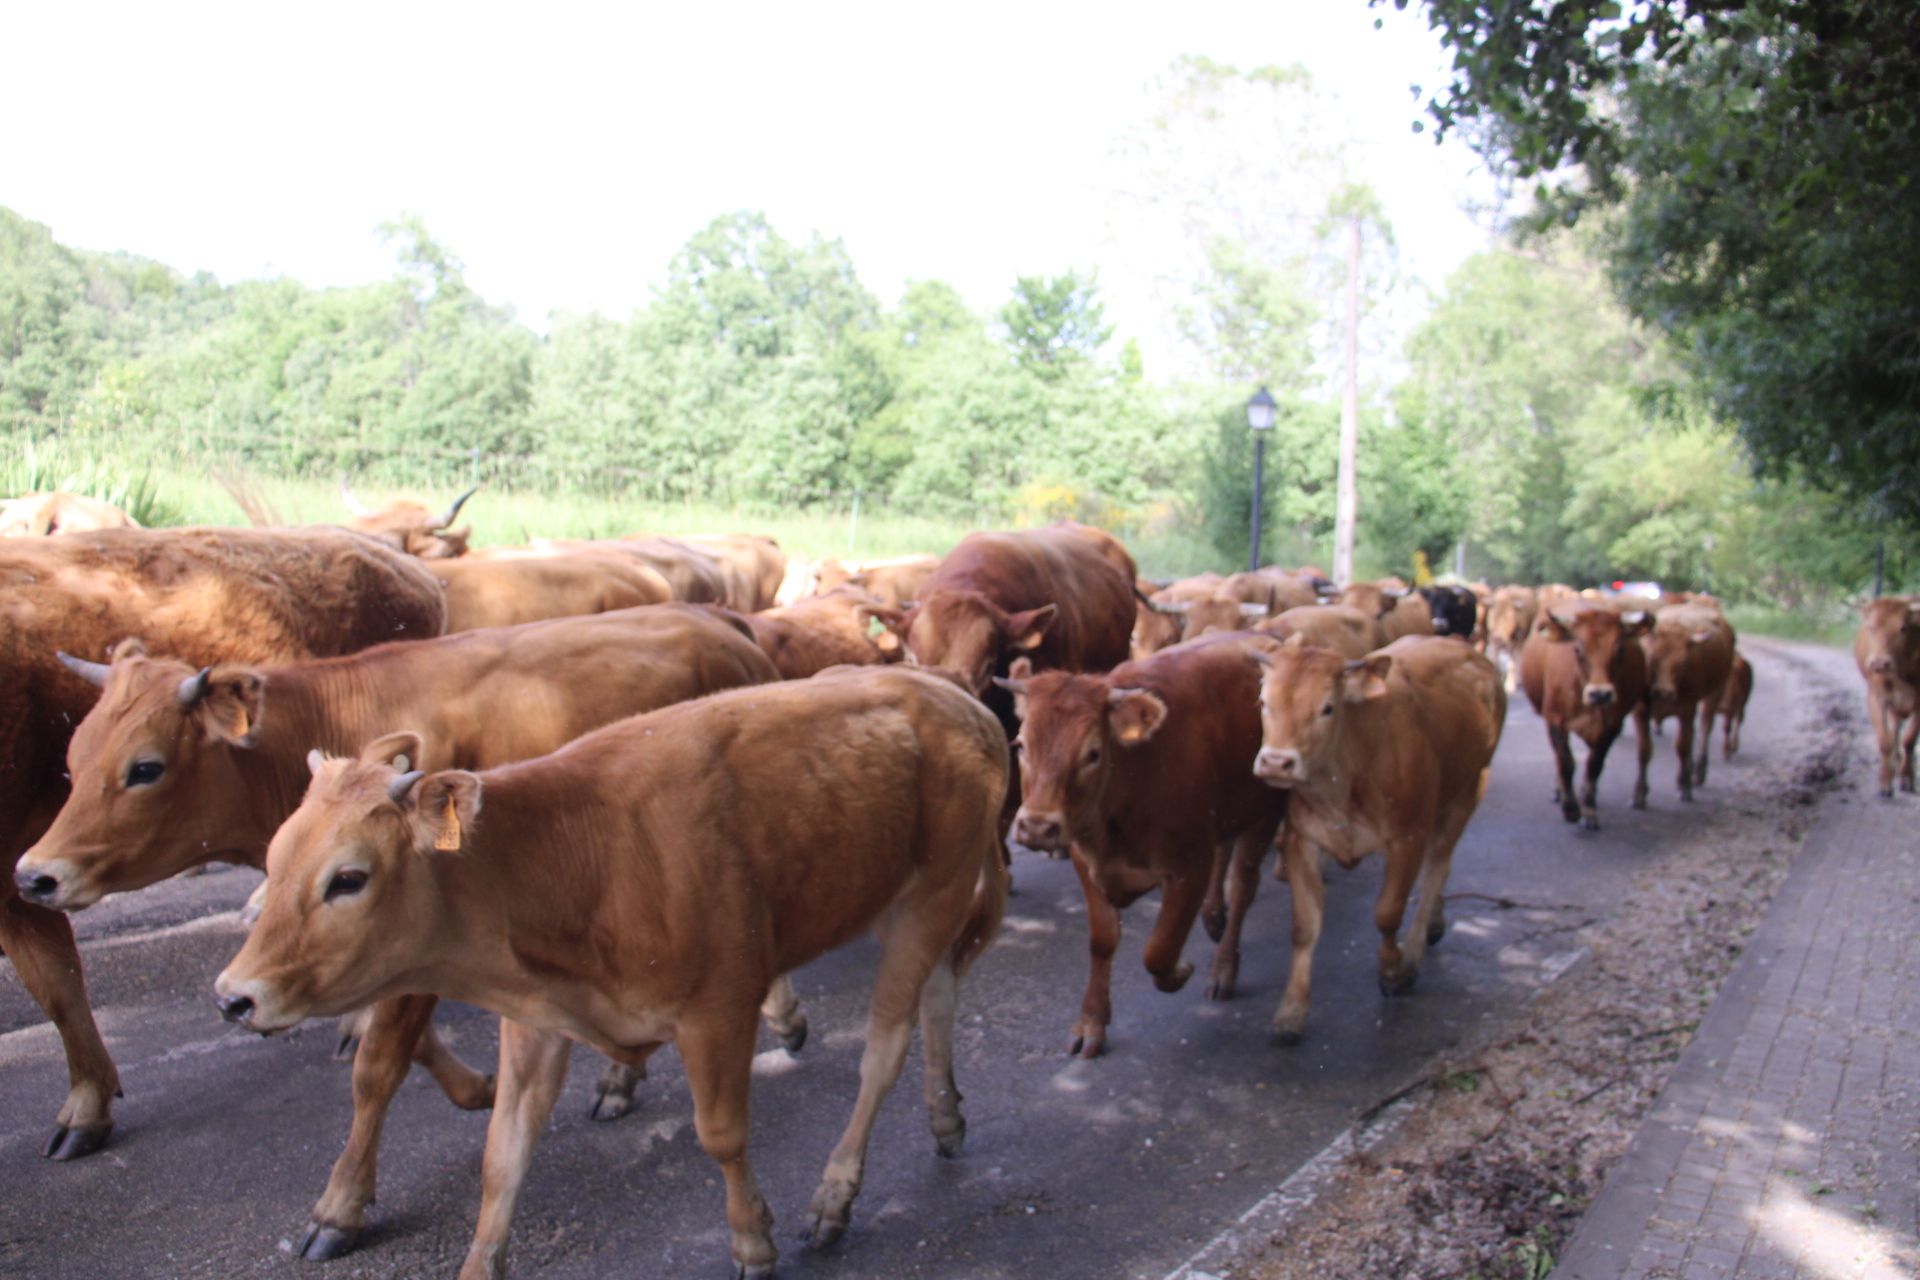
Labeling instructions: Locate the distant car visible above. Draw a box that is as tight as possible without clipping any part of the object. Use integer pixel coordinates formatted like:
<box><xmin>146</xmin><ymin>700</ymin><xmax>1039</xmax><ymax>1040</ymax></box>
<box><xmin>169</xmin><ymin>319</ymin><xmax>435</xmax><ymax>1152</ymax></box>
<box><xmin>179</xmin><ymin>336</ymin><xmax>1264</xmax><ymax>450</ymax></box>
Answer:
<box><xmin>1597</xmin><ymin>580</ymin><xmax>1662</xmax><ymax>601</ymax></box>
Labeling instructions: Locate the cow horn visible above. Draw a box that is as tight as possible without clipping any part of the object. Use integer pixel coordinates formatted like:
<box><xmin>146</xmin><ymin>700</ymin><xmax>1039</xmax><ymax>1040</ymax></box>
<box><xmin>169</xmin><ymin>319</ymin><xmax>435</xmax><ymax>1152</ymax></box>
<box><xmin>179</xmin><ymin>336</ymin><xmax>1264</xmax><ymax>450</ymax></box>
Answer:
<box><xmin>1621</xmin><ymin>610</ymin><xmax>1648</xmax><ymax>626</ymax></box>
<box><xmin>57</xmin><ymin>650</ymin><xmax>112</xmax><ymax>688</ymax></box>
<box><xmin>432</xmin><ymin>485</ymin><xmax>479</xmax><ymax>530</ymax></box>
<box><xmin>388</xmin><ymin>770</ymin><xmax>424</xmax><ymax>803</ymax></box>
<box><xmin>339</xmin><ymin>476</ymin><xmax>372</xmax><ymax>516</ymax></box>
<box><xmin>177</xmin><ymin>667</ymin><xmax>212</xmax><ymax>706</ymax></box>
<box><xmin>1158</xmin><ymin>600</ymin><xmax>1191</xmax><ymax>615</ymax></box>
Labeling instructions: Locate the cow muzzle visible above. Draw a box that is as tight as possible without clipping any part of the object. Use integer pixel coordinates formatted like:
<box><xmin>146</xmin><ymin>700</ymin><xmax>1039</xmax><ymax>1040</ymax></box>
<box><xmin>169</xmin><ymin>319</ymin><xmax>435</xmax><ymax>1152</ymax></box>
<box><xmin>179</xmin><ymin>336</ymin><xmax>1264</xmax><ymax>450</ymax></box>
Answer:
<box><xmin>1013</xmin><ymin>809</ymin><xmax>1067</xmax><ymax>853</ymax></box>
<box><xmin>1868</xmin><ymin>656</ymin><xmax>1894</xmax><ymax>675</ymax></box>
<box><xmin>1253</xmin><ymin>747</ymin><xmax>1304</xmax><ymax>787</ymax></box>
<box><xmin>12</xmin><ymin>860</ymin><xmax>79</xmax><ymax>910</ymax></box>
<box><xmin>1583</xmin><ymin>685</ymin><xmax>1616</xmax><ymax>708</ymax></box>
<box><xmin>212</xmin><ymin>974</ymin><xmax>284</xmax><ymax>1035</ymax></box>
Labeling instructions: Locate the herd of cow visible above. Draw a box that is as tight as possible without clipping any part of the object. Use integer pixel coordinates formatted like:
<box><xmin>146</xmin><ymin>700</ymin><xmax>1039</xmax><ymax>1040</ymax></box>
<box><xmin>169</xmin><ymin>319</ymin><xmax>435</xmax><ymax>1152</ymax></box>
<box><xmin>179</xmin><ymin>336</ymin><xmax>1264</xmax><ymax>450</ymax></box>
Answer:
<box><xmin>0</xmin><ymin>483</ymin><xmax>1910</xmax><ymax>1279</ymax></box>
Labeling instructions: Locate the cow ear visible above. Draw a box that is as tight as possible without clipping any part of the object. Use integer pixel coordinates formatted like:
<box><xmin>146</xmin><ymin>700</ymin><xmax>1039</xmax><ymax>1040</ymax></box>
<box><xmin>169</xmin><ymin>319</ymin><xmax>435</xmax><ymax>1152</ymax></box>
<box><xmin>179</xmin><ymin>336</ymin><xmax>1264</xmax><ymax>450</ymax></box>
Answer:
<box><xmin>1342</xmin><ymin>656</ymin><xmax>1392</xmax><ymax>702</ymax></box>
<box><xmin>1006</xmin><ymin>604</ymin><xmax>1058</xmax><ymax>651</ymax></box>
<box><xmin>109</xmin><ymin>637</ymin><xmax>149</xmax><ymax>661</ymax></box>
<box><xmin>1238</xmin><ymin>602</ymin><xmax>1268</xmax><ymax>618</ymax></box>
<box><xmin>990</xmin><ymin>656</ymin><xmax>1035</xmax><ymax>719</ymax></box>
<box><xmin>407</xmin><ymin>771</ymin><xmax>483</xmax><ymax>855</ymax></box>
<box><xmin>306</xmin><ymin>748</ymin><xmax>330</xmax><ymax>776</ymax></box>
<box><xmin>1284</xmin><ymin>631</ymin><xmax>1308</xmax><ymax>648</ymax></box>
<box><xmin>1620</xmin><ymin>610</ymin><xmax>1652</xmax><ymax>636</ymax></box>
<box><xmin>855</xmin><ymin>604</ymin><xmax>906</xmax><ymax>653</ymax></box>
<box><xmin>1537</xmin><ymin>612</ymin><xmax>1573</xmax><ymax>642</ymax></box>
<box><xmin>359</xmin><ymin>731</ymin><xmax>424</xmax><ymax>773</ymax></box>
<box><xmin>191</xmin><ymin>665</ymin><xmax>268</xmax><ymax>746</ymax></box>
<box><xmin>1107</xmin><ymin>688</ymin><xmax>1169</xmax><ymax>746</ymax></box>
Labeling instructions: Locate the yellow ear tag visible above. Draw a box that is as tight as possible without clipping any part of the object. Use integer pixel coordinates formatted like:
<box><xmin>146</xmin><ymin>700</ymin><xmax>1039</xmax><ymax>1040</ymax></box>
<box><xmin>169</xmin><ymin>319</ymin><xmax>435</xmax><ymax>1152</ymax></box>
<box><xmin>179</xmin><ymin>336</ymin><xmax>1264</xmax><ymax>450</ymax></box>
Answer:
<box><xmin>434</xmin><ymin>795</ymin><xmax>463</xmax><ymax>851</ymax></box>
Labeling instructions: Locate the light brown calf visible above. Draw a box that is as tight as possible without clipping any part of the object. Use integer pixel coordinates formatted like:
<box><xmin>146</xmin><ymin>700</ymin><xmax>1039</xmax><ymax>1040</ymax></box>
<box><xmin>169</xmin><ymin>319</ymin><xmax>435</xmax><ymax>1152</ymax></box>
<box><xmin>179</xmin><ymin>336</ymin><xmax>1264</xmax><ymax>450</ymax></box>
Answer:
<box><xmin>1251</xmin><ymin>636</ymin><xmax>1505</xmax><ymax>1039</ymax></box>
<box><xmin>432</xmin><ymin>554</ymin><xmax>673</xmax><ymax>631</ymax></box>
<box><xmin>1854</xmin><ymin>596</ymin><xmax>1920</xmax><ymax>797</ymax></box>
<box><xmin>998</xmin><ymin>634</ymin><xmax>1287</xmax><ymax>1058</ymax></box>
<box><xmin>1485</xmin><ymin>586</ymin><xmax>1538</xmax><ymax>692</ymax></box>
<box><xmin>814</xmin><ymin>552</ymin><xmax>943</xmax><ymax>606</ymax></box>
<box><xmin>677</xmin><ymin>533</ymin><xmax>786</xmax><ymax>611</ymax></box>
<box><xmin>1519</xmin><ymin>604</ymin><xmax>1650</xmax><ymax>829</ymax></box>
<box><xmin>216</xmin><ymin>667</ymin><xmax>1009</xmax><ymax>1279</ymax></box>
<box><xmin>1715</xmin><ymin>650</ymin><xmax>1754</xmax><ymax>759</ymax></box>
<box><xmin>731</xmin><ymin>587</ymin><xmax>905</xmax><ymax>679</ymax></box>
<box><xmin>17</xmin><ymin>606</ymin><xmax>780</xmax><ymax>1260</ymax></box>
<box><xmin>1338</xmin><ymin>579</ymin><xmax>1435</xmax><ymax>641</ymax></box>
<box><xmin>341</xmin><ymin>480</ymin><xmax>477</xmax><ymax>558</ymax></box>
<box><xmin>1253</xmin><ymin>604</ymin><xmax>1383</xmax><ymax>658</ymax></box>
<box><xmin>0</xmin><ymin>490</ymin><xmax>141</xmax><ymax>535</ymax></box>
<box><xmin>1634</xmin><ymin>603</ymin><xmax>1736</xmax><ymax>804</ymax></box>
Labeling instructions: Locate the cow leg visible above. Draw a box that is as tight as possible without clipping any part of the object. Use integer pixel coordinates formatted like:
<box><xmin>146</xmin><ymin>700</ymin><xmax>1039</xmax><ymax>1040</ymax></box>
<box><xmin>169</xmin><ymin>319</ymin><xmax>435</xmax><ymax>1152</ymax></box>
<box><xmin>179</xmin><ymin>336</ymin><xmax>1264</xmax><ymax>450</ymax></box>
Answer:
<box><xmin>1374</xmin><ymin>837</ymin><xmax>1425</xmax><ymax>995</ymax></box>
<box><xmin>1271</xmin><ymin>832</ymin><xmax>1326</xmax><ymax>1044</ymax></box>
<box><xmin>1141</xmin><ymin>857</ymin><xmax>1208</xmax><ymax>995</ymax></box>
<box><xmin>1548</xmin><ymin>724</ymin><xmax>1581</xmax><ymax>823</ymax></box>
<box><xmin>1403</xmin><ymin>799</ymin><xmax>1475</xmax><ymax>977</ymax></box>
<box><xmin>760</xmin><ymin>973</ymin><xmax>809</xmax><ymax>1053</ymax></box>
<box><xmin>1900</xmin><ymin>711</ymin><xmax>1920</xmax><ymax>794</ymax></box>
<box><xmin>1631</xmin><ymin>705</ymin><xmax>1652</xmax><ymax>811</ymax></box>
<box><xmin>918</xmin><ymin>959</ymin><xmax>967</xmax><ymax>1158</ymax></box>
<box><xmin>302</xmin><ymin>994</ymin><xmax>480</xmax><ymax>1259</ymax></box>
<box><xmin>1067</xmin><ymin>849</ymin><xmax>1121</xmax><ymax>1058</ymax></box>
<box><xmin>1581</xmin><ymin>724</ymin><xmax>1623</xmax><ymax>831</ymax></box>
<box><xmin>808</xmin><ymin>893</ymin><xmax>953</xmax><ymax>1252</ymax></box>
<box><xmin>1693</xmin><ymin>698</ymin><xmax>1715</xmax><ymax>789</ymax></box>
<box><xmin>458</xmin><ymin>1021</ymin><xmax>573</xmax><ymax>1280</ymax></box>
<box><xmin>1199</xmin><ymin>841</ymin><xmax>1230</xmax><ymax>944</ymax></box>
<box><xmin>672</xmin><ymin>1010</ymin><xmax>777</xmax><ymax>1276</ymax></box>
<box><xmin>0</xmin><ymin>894</ymin><xmax>119</xmax><ymax>1160</ymax></box>
<box><xmin>1207</xmin><ymin>822</ymin><xmax>1278</xmax><ymax>1001</ymax></box>
<box><xmin>1870</xmin><ymin>692</ymin><xmax>1897</xmax><ymax>797</ymax></box>
<box><xmin>1674</xmin><ymin>701</ymin><xmax>1698</xmax><ymax>801</ymax></box>
<box><xmin>414</xmin><ymin>1022</ymin><xmax>498</xmax><ymax>1109</ymax></box>
<box><xmin>1724</xmin><ymin>699</ymin><xmax>1743</xmax><ymax>759</ymax></box>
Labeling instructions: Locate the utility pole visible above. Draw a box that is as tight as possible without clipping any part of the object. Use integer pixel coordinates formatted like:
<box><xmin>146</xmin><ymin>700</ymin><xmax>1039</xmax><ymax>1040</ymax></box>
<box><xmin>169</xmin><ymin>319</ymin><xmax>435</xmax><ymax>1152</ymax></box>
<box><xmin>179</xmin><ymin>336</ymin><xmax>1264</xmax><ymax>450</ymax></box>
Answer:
<box><xmin>1333</xmin><ymin>213</ymin><xmax>1360</xmax><ymax>588</ymax></box>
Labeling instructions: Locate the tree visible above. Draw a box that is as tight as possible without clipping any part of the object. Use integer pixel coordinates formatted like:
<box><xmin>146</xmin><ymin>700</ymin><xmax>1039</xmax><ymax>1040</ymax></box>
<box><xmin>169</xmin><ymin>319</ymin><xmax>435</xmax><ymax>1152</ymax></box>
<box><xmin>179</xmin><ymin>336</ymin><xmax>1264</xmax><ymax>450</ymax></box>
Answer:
<box><xmin>998</xmin><ymin>272</ymin><xmax>1112</xmax><ymax>377</ymax></box>
<box><xmin>1392</xmin><ymin>0</ymin><xmax>1920</xmax><ymax>527</ymax></box>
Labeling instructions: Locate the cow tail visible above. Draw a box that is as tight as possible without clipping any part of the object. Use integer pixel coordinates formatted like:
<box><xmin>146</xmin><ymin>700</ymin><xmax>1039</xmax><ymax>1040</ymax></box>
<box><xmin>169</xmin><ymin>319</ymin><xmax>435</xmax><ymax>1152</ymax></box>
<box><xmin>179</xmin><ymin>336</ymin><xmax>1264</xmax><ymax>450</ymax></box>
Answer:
<box><xmin>950</xmin><ymin>830</ymin><xmax>1010</xmax><ymax>979</ymax></box>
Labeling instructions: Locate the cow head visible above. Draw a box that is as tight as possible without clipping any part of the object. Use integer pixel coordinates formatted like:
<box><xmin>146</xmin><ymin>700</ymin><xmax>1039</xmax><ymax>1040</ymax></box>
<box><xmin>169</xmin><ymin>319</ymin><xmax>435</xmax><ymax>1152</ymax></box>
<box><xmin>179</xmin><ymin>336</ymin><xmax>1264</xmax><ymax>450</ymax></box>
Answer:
<box><xmin>215</xmin><ymin>734</ymin><xmax>465</xmax><ymax>1034</ymax></box>
<box><xmin>995</xmin><ymin>657</ymin><xmax>1166</xmax><ymax>854</ymax></box>
<box><xmin>888</xmin><ymin>589</ymin><xmax>1057</xmax><ymax>695</ymax></box>
<box><xmin>849</xmin><ymin>599</ymin><xmax>908</xmax><ymax>659</ymax></box>
<box><xmin>1641</xmin><ymin>614</ymin><xmax>1725</xmax><ymax>708</ymax></box>
<box><xmin>1487</xmin><ymin>588</ymin><xmax>1536</xmax><ymax>647</ymax></box>
<box><xmin>1151</xmin><ymin>596</ymin><xmax>1267</xmax><ymax>643</ymax></box>
<box><xmin>1337</xmin><ymin>582</ymin><xmax>1407</xmax><ymax>620</ymax></box>
<box><xmin>1250</xmin><ymin>638</ymin><xmax>1390</xmax><ymax>788</ymax></box>
<box><xmin>1536</xmin><ymin>606</ymin><xmax>1649</xmax><ymax>707</ymax></box>
<box><xmin>15</xmin><ymin>645</ymin><xmax>272</xmax><ymax>910</ymax></box>
<box><xmin>1858</xmin><ymin>597</ymin><xmax>1920</xmax><ymax>678</ymax></box>
<box><xmin>342</xmin><ymin>481</ymin><xmax>478</xmax><ymax>559</ymax></box>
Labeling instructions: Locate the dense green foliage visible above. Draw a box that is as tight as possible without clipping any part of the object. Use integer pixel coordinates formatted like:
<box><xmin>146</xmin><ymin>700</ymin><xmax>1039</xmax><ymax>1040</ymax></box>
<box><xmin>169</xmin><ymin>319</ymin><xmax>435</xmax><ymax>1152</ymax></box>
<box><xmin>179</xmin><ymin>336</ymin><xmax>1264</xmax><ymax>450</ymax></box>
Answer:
<box><xmin>1393</xmin><ymin>0</ymin><xmax>1920</xmax><ymax>530</ymax></box>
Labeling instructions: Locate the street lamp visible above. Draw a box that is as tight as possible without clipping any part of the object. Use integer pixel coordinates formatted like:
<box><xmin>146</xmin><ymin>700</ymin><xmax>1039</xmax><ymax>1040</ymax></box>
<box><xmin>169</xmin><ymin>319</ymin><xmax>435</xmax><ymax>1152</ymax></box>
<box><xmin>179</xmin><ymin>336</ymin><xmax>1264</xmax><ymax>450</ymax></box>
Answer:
<box><xmin>1246</xmin><ymin>387</ymin><xmax>1277</xmax><ymax>571</ymax></box>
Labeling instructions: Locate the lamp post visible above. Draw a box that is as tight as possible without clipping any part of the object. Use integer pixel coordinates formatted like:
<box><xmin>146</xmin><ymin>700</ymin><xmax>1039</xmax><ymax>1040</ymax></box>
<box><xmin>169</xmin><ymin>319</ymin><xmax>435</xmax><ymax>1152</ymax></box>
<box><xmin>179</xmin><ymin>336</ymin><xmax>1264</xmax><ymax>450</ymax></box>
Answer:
<box><xmin>1246</xmin><ymin>387</ymin><xmax>1277</xmax><ymax>572</ymax></box>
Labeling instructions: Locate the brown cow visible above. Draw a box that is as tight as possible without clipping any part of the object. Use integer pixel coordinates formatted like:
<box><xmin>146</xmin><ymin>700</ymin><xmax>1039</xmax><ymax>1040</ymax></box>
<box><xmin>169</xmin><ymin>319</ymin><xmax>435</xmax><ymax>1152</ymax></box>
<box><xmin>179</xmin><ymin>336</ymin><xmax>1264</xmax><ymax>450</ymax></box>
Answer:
<box><xmin>1154</xmin><ymin>594</ymin><xmax>1270</xmax><ymax>642</ymax></box>
<box><xmin>1131</xmin><ymin>577</ymin><xmax>1185</xmax><ymax>658</ymax></box>
<box><xmin>1519</xmin><ymin>603</ymin><xmax>1651</xmax><ymax>829</ymax></box>
<box><xmin>678</xmin><ymin>533</ymin><xmax>787</xmax><ymax>611</ymax></box>
<box><xmin>16</xmin><ymin>604</ymin><xmax>781</xmax><ymax>1254</ymax></box>
<box><xmin>1485</xmin><ymin>586</ymin><xmax>1539</xmax><ymax>692</ymax></box>
<box><xmin>1634</xmin><ymin>604</ymin><xmax>1737</xmax><ymax>804</ymax></box>
<box><xmin>215</xmin><ymin>666</ymin><xmax>1009</xmax><ymax>1279</ymax></box>
<box><xmin>1253</xmin><ymin>604</ymin><xmax>1383</xmax><ymax>659</ymax></box>
<box><xmin>0</xmin><ymin>490</ymin><xmax>141</xmax><ymax>536</ymax></box>
<box><xmin>997</xmin><ymin>635</ymin><xmax>1287</xmax><ymax>1058</ymax></box>
<box><xmin>1716</xmin><ymin>650</ymin><xmax>1754</xmax><ymax>760</ymax></box>
<box><xmin>731</xmin><ymin>588</ymin><xmax>906</xmax><ymax>679</ymax></box>
<box><xmin>0</xmin><ymin>525</ymin><xmax>447</xmax><ymax>1161</ymax></box>
<box><xmin>341</xmin><ymin>479</ymin><xmax>477</xmax><ymax>558</ymax></box>
<box><xmin>887</xmin><ymin>524</ymin><xmax>1136</xmax><ymax>702</ymax></box>
<box><xmin>507</xmin><ymin>537</ymin><xmax>731</xmax><ymax>605</ymax></box>
<box><xmin>1855</xmin><ymin>596</ymin><xmax>1920</xmax><ymax>797</ymax></box>
<box><xmin>813</xmin><ymin>553</ymin><xmax>943</xmax><ymax>607</ymax></box>
<box><xmin>1250</xmin><ymin>636</ymin><xmax>1505</xmax><ymax>1040</ymax></box>
<box><xmin>1226</xmin><ymin>567</ymin><xmax>1321</xmax><ymax>613</ymax></box>
<box><xmin>431</xmin><ymin>554</ymin><xmax>673</xmax><ymax>632</ymax></box>
<box><xmin>1338</xmin><ymin>579</ymin><xmax>1435</xmax><ymax>641</ymax></box>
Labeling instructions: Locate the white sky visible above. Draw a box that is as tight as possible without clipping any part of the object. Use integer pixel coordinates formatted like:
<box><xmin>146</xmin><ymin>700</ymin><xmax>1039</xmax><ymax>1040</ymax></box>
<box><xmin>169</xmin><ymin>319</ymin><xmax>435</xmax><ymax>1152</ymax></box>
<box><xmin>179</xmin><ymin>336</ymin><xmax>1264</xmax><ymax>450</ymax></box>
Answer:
<box><xmin>3</xmin><ymin>1</ymin><xmax>1499</xmax><ymax>371</ymax></box>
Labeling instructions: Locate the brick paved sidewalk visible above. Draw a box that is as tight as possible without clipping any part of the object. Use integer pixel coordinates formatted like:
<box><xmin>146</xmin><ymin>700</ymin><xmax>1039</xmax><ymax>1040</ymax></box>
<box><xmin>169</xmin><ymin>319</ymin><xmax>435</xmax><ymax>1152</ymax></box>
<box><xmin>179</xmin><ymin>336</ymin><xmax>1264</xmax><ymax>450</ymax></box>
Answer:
<box><xmin>1557</xmin><ymin>751</ymin><xmax>1920</xmax><ymax>1278</ymax></box>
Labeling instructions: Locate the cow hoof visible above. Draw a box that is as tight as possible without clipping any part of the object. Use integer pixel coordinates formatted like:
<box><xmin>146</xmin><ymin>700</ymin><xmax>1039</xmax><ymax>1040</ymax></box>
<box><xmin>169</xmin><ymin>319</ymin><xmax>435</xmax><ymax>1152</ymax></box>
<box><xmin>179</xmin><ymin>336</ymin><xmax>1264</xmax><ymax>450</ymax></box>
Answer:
<box><xmin>807</xmin><ymin>1214</ymin><xmax>847</xmax><ymax>1251</ymax></box>
<box><xmin>935</xmin><ymin>1119</ymin><xmax>967</xmax><ymax>1159</ymax></box>
<box><xmin>1152</xmin><ymin>961</ymin><xmax>1194</xmax><ymax>994</ymax></box>
<box><xmin>1561</xmin><ymin>805</ymin><xmax>1582</xmax><ymax>825</ymax></box>
<box><xmin>779</xmin><ymin>1017</ymin><xmax>809</xmax><ymax>1055</ymax></box>
<box><xmin>43</xmin><ymin>1122</ymin><xmax>112</xmax><ymax>1161</ymax></box>
<box><xmin>1201</xmin><ymin>906</ymin><xmax>1227</xmax><ymax>944</ymax></box>
<box><xmin>1067</xmin><ymin>1034</ymin><xmax>1106</xmax><ymax>1060</ymax></box>
<box><xmin>1426</xmin><ymin>920</ymin><xmax>1447</xmax><ymax>947</ymax></box>
<box><xmin>1631</xmin><ymin>794</ymin><xmax>1647</xmax><ymax>811</ymax></box>
<box><xmin>1377</xmin><ymin>969</ymin><xmax>1417</xmax><ymax>998</ymax></box>
<box><xmin>1580</xmin><ymin>814</ymin><xmax>1601</xmax><ymax>832</ymax></box>
<box><xmin>734</xmin><ymin>1263</ymin><xmax>777</xmax><ymax>1280</ymax></box>
<box><xmin>296</xmin><ymin>1222</ymin><xmax>360</xmax><ymax>1261</ymax></box>
<box><xmin>333</xmin><ymin>1033</ymin><xmax>360</xmax><ymax>1062</ymax></box>
<box><xmin>1205</xmin><ymin>979</ymin><xmax>1236</xmax><ymax>1002</ymax></box>
<box><xmin>589</xmin><ymin>1087</ymin><xmax>637</xmax><ymax>1123</ymax></box>
<box><xmin>1902</xmin><ymin>779</ymin><xmax>1916</xmax><ymax>794</ymax></box>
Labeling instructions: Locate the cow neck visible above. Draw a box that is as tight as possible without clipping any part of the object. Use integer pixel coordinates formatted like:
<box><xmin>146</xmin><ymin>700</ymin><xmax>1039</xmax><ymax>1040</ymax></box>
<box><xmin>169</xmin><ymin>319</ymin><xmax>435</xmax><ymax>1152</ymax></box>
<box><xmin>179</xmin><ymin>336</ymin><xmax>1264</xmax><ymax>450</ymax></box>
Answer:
<box><xmin>420</xmin><ymin>771</ymin><xmax>634</xmax><ymax>1021</ymax></box>
<box><xmin>239</xmin><ymin>663</ymin><xmax>403</xmax><ymax>863</ymax></box>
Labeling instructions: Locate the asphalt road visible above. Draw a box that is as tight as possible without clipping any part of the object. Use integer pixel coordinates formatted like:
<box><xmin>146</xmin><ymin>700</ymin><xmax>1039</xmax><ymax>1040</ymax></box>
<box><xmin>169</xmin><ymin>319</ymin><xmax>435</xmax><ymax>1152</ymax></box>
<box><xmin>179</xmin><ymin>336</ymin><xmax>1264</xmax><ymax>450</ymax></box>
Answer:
<box><xmin>0</xmin><ymin>640</ymin><xmax>1834</xmax><ymax>1280</ymax></box>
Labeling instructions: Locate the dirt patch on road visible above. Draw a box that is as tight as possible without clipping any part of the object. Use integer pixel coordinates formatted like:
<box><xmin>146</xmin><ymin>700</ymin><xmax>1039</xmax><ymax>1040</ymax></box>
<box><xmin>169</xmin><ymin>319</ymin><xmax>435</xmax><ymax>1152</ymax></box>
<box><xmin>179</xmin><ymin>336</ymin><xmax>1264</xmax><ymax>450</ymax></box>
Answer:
<box><xmin>1224</xmin><ymin>649</ymin><xmax>1858</xmax><ymax>1280</ymax></box>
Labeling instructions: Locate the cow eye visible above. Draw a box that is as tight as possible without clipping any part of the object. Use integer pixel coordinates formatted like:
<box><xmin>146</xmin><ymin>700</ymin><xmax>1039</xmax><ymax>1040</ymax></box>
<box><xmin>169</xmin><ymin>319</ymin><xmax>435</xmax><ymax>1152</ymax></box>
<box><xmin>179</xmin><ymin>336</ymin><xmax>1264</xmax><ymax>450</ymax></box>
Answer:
<box><xmin>1085</xmin><ymin>746</ymin><xmax>1102</xmax><ymax>767</ymax></box>
<box><xmin>1321</xmin><ymin>702</ymin><xmax>1334</xmax><ymax>718</ymax></box>
<box><xmin>125</xmin><ymin>759</ymin><xmax>165</xmax><ymax>788</ymax></box>
<box><xmin>324</xmin><ymin>868</ymin><xmax>370</xmax><ymax>903</ymax></box>
<box><xmin>1573</xmin><ymin>643</ymin><xmax>1586</xmax><ymax>659</ymax></box>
